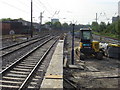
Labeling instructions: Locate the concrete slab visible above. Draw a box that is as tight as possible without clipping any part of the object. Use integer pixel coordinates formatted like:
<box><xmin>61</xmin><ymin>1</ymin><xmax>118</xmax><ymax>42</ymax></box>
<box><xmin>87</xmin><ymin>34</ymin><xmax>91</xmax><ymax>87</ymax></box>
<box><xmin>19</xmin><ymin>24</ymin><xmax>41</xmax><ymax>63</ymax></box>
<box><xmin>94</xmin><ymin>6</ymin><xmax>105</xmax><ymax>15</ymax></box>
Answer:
<box><xmin>41</xmin><ymin>79</ymin><xmax>63</xmax><ymax>88</ymax></box>
<box><xmin>86</xmin><ymin>66</ymin><xmax>99</xmax><ymax>72</ymax></box>
<box><xmin>73</xmin><ymin>70</ymin><xmax>119</xmax><ymax>79</ymax></box>
<box><xmin>40</xmin><ymin>40</ymin><xmax>64</xmax><ymax>89</ymax></box>
<box><xmin>68</xmin><ymin>65</ymin><xmax>84</xmax><ymax>70</ymax></box>
<box><xmin>63</xmin><ymin>56</ymin><xmax>67</xmax><ymax>68</ymax></box>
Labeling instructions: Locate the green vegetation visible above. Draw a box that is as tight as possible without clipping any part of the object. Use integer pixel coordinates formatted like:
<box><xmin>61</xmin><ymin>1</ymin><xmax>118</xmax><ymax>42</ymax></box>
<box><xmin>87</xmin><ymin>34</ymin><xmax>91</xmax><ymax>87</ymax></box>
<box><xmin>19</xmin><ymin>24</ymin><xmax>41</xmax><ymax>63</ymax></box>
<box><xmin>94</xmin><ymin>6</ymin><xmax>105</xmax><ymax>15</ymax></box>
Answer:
<box><xmin>45</xmin><ymin>21</ymin><xmax>69</xmax><ymax>30</ymax></box>
<box><xmin>0</xmin><ymin>18</ymin><xmax>24</xmax><ymax>21</ymax></box>
<box><xmin>91</xmin><ymin>19</ymin><xmax>120</xmax><ymax>40</ymax></box>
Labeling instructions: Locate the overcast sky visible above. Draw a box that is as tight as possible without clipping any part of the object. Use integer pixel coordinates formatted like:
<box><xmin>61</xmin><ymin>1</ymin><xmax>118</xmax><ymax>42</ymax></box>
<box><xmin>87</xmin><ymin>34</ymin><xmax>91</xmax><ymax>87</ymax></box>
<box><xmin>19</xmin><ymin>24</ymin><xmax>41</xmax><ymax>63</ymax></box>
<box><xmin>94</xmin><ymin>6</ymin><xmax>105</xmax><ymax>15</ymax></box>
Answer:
<box><xmin>0</xmin><ymin>0</ymin><xmax>119</xmax><ymax>24</ymax></box>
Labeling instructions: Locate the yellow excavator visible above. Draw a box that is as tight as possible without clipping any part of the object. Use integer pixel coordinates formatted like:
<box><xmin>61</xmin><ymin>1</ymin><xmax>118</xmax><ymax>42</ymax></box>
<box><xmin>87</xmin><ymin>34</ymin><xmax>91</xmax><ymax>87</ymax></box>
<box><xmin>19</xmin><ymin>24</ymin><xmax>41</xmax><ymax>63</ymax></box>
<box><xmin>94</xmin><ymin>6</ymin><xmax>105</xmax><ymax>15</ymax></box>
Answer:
<box><xmin>75</xmin><ymin>28</ymin><xmax>103</xmax><ymax>60</ymax></box>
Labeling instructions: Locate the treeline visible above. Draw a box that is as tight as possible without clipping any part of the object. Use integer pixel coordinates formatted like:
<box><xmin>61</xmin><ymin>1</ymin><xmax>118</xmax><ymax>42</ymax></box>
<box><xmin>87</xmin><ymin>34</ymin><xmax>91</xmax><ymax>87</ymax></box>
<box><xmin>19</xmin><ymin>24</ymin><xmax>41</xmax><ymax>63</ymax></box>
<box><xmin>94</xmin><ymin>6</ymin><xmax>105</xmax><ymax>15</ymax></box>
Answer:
<box><xmin>91</xmin><ymin>19</ymin><xmax>120</xmax><ymax>39</ymax></box>
<box><xmin>0</xmin><ymin>18</ymin><xmax>24</xmax><ymax>21</ymax></box>
<box><xmin>45</xmin><ymin>21</ymin><xmax>90</xmax><ymax>31</ymax></box>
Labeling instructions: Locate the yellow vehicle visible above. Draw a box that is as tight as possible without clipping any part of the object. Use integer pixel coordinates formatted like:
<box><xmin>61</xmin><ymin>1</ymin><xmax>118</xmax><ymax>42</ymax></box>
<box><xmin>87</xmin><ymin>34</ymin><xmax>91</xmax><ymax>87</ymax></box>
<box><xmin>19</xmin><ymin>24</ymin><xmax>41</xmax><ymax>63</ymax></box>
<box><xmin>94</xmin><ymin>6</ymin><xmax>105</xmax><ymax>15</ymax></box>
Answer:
<box><xmin>76</xmin><ymin>28</ymin><xmax>103</xmax><ymax>60</ymax></box>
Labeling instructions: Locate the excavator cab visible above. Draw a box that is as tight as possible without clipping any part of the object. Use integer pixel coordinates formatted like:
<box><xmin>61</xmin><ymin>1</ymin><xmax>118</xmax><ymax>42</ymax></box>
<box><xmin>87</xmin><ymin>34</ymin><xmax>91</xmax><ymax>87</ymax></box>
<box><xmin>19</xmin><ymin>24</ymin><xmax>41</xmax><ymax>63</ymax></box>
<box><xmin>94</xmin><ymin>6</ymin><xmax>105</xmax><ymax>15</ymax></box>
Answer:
<box><xmin>79</xmin><ymin>28</ymin><xmax>103</xmax><ymax>60</ymax></box>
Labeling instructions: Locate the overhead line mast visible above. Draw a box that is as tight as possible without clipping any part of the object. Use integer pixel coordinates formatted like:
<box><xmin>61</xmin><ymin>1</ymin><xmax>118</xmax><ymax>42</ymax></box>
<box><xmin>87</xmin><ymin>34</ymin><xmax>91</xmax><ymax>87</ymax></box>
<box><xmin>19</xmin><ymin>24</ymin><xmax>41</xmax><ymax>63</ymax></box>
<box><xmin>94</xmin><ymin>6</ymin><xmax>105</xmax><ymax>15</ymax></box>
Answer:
<box><xmin>39</xmin><ymin>11</ymin><xmax>44</xmax><ymax>31</ymax></box>
<box><xmin>96</xmin><ymin>13</ymin><xmax>98</xmax><ymax>23</ymax></box>
<box><xmin>31</xmin><ymin>0</ymin><xmax>33</xmax><ymax>37</ymax></box>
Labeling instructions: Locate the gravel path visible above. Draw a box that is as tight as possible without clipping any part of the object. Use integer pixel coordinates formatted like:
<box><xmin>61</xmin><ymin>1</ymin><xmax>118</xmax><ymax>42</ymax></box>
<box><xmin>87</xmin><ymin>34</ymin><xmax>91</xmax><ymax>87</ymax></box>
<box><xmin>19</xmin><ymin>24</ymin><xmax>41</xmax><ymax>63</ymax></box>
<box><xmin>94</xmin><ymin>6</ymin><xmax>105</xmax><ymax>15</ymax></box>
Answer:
<box><xmin>64</xmin><ymin>32</ymin><xmax>120</xmax><ymax>89</ymax></box>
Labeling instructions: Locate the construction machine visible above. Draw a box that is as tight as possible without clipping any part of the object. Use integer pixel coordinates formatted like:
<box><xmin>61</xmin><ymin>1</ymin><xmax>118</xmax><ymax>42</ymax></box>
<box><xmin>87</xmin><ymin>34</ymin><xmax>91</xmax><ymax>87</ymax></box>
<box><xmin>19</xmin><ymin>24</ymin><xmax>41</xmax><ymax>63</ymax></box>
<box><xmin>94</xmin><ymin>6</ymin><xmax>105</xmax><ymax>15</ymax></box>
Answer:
<box><xmin>75</xmin><ymin>28</ymin><xmax>103</xmax><ymax>60</ymax></box>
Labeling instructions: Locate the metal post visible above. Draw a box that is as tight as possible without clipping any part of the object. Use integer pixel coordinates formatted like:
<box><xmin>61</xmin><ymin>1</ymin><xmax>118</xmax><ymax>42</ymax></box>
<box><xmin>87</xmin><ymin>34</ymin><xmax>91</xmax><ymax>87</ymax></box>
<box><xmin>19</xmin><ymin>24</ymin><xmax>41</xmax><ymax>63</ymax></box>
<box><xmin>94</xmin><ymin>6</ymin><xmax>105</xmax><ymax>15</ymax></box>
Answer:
<box><xmin>40</xmin><ymin>12</ymin><xmax>43</xmax><ymax>25</ymax></box>
<box><xmin>96</xmin><ymin>13</ymin><xmax>97</xmax><ymax>23</ymax></box>
<box><xmin>39</xmin><ymin>12</ymin><xmax>42</xmax><ymax>32</ymax></box>
<box><xmin>71</xmin><ymin>24</ymin><xmax>75</xmax><ymax>65</ymax></box>
<box><xmin>30</xmin><ymin>0</ymin><xmax>33</xmax><ymax>37</ymax></box>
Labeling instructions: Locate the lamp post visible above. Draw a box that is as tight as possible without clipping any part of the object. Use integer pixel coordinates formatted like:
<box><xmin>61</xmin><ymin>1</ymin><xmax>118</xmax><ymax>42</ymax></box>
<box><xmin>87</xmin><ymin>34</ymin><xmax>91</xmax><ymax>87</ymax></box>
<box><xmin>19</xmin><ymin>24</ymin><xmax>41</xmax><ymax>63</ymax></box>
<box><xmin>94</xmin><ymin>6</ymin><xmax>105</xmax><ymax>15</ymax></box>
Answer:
<box><xmin>71</xmin><ymin>24</ymin><xmax>75</xmax><ymax>65</ymax></box>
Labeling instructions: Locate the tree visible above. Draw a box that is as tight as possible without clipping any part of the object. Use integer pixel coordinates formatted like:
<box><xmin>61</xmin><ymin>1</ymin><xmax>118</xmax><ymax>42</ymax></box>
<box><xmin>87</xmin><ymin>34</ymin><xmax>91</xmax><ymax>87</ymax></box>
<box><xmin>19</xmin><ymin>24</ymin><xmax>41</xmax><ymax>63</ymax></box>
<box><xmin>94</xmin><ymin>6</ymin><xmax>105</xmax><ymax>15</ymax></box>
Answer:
<box><xmin>62</xmin><ymin>23</ymin><xmax>68</xmax><ymax>27</ymax></box>
<box><xmin>52</xmin><ymin>22</ymin><xmax>62</xmax><ymax>30</ymax></box>
<box><xmin>91</xmin><ymin>22</ymin><xmax>99</xmax><ymax>32</ymax></box>
<box><xmin>91</xmin><ymin>19</ymin><xmax>120</xmax><ymax>39</ymax></box>
<box><xmin>62</xmin><ymin>23</ymin><xmax>69</xmax><ymax>30</ymax></box>
<box><xmin>0</xmin><ymin>18</ymin><xmax>24</xmax><ymax>21</ymax></box>
<box><xmin>45</xmin><ymin>21</ymin><xmax>52</xmax><ymax>26</ymax></box>
<box><xmin>107</xmin><ymin>22</ymin><xmax>111</xmax><ymax>26</ymax></box>
<box><xmin>18</xmin><ymin>18</ymin><xmax>23</xmax><ymax>20</ymax></box>
<box><xmin>0</xmin><ymin>18</ymin><xmax>13</xmax><ymax>21</ymax></box>
<box><xmin>115</xmin><ymin>19</ymin><xmax>120</xmax><ymax>36</ymax></box>
<box><xmin>99</xmin><ymin>22</ymin><xmax>107</xmax><ymax>32</ymax></box>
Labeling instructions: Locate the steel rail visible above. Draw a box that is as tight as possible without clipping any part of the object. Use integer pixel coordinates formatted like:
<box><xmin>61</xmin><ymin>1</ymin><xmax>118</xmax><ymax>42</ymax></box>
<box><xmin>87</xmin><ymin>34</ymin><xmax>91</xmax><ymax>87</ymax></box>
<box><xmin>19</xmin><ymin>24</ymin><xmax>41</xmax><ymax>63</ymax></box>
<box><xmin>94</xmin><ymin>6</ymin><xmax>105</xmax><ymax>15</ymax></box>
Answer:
<box><xmin>64</xmin><ymin>78</ymin><xmax>77</xmax><ymax>89</ymax></box>
<box><xmin>0</xmin><ymin>34</ymin><xmax>49</xmax><ymax>50</ymax></box>
<box><xmin>0</xmin><ymin>37</ymin><xmax>53</xmax><ymax>75</ymax></box>
<box><xmin>19</xmin><ymin>37</ymin><xmax>59</xmax><ymax>89</ymax></box>
<box><xmin>0</xmin><ymin>35</ymin><xmax>50</xmax><ymax>57</ymax></box>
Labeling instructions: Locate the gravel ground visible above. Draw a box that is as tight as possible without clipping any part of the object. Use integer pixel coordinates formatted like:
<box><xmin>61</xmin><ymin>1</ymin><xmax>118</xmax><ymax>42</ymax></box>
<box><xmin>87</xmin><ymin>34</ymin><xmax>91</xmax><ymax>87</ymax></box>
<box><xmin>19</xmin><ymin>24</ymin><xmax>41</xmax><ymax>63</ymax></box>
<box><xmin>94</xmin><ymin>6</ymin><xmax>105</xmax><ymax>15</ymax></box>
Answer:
<box><xmin>27</xmin><ymin>39</ymin><xmax>58</xmax><ymax>89</ymax></box>
<box><xmin>64</xmin><ymin>32</ymin><xmax>120</xmax><ymax>89</ymax></box>
<box><xmin>1</xmin><ymin>38</ymin><xmax>58</xmax><ymax>89</ymax></box>
<box><xmin>2</xmin><ymin>32</ymin><xmax>49</xmax><ymax>48</ymax></box>
<box><xmin>2</xmin><ymin>36</ymin><xmax>52</xmax><ymax>69</ymax></box>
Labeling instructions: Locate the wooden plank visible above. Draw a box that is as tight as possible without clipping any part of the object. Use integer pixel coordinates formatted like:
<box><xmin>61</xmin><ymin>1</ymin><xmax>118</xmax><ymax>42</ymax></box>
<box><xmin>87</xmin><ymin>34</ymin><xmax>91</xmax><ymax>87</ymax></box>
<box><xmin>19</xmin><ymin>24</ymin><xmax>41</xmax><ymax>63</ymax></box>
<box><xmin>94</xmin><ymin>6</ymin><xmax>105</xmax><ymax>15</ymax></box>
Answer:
<box><xmin>45</xmin><ymin>75</ymin><xmax>63</xmax><ymax>79</ymax></box>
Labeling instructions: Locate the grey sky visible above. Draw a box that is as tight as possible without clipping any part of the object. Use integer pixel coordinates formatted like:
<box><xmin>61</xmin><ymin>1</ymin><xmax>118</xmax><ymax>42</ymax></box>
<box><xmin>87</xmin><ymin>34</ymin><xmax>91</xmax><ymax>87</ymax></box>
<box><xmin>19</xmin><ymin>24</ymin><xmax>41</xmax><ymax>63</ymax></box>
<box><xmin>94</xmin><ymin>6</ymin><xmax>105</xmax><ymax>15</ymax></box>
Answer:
<box><xmin>0</xmin><ymin>0</ymin><xmax>119</xmax><ymax>24</ymax></box>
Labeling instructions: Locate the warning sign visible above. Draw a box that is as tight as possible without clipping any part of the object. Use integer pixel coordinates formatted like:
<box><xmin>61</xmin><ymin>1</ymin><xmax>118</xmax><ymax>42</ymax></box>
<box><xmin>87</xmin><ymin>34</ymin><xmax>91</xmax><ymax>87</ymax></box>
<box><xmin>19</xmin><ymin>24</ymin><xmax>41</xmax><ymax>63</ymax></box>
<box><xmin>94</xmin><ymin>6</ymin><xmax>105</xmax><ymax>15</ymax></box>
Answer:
<box><xmin>9</xmin><ymin>30</ymin><xmax>15</xmax><ymax>35</ymax></box>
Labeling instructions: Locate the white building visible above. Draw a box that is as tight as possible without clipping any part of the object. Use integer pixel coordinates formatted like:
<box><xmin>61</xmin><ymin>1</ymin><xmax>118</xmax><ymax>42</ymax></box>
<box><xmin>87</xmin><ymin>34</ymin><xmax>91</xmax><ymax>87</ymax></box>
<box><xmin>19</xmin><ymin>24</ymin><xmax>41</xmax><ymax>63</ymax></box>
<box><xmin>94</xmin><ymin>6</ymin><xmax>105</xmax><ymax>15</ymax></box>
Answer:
<box><xmin>51</xmin><ymin>19</ymin><xmax>59</xmax><ymax>24</ymax></box>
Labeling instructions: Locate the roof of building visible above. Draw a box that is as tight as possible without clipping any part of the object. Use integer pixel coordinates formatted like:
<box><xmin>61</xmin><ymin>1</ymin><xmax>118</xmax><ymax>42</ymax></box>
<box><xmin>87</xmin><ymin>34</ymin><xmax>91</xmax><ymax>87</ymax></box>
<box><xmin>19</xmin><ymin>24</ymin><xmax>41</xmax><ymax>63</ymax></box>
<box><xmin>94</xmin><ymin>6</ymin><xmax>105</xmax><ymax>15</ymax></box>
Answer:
<box><xmin>80</xmin><ymin>28</ymin><xmax>92</xmax><ymax>31</ymax></box>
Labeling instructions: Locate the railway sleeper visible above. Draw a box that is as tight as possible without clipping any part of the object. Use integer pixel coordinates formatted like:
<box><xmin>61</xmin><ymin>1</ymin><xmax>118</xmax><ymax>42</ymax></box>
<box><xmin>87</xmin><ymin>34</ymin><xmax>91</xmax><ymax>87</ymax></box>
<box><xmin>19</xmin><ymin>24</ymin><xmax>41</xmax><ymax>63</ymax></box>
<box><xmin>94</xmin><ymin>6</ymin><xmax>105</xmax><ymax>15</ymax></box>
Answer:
<box><xmin>6</xmin><ymin>73</ymin><xmax>27</xmax><ymax>77</ymax></box>
<box><xmin>0</xmin><ymin>84</ymin><xmax>19</xmax><ymax>88</ymax></box>
<box><xmin>2</xmin><ymin>76</ymin><xmax>25</xmax><ymax>80</ymax></box>
<box><xmin>13</xmin><ymin>68</ymin><xmax>32</xmax><ymax>71</ymax></box>
<box><xmin>9</xmin><ymin>71</ymin><xmax>30</xmax><ymax>74</ymax></box>
<box><xmin>15</xmin><ymin>66</ymin><xmax>33</xmax><ymax>69</ymax></box>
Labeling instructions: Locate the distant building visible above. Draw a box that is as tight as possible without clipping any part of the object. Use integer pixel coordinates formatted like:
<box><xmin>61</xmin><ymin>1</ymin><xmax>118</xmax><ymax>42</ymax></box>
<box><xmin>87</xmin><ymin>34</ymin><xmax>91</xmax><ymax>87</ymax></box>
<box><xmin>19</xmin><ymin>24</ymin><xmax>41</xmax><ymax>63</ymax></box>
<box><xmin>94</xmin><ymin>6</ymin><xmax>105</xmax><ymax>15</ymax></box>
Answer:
<box><xmin>118</xmin><ymin>1</ymin><xmax>120</xmax><ymax>16</ymax></box>
<box><xmin>17</xmin><ymin>19</ymin><xmax>31</xmax><ymax>26</ymax></box>
<box><xmin>1</xmin><ymin>20</ymin><xmax>40</xmax><ymax>34</ymax></box>
<box><xmin>51</xmin><ymin>19</ymin><xmax>59</xmax><ymax>24</ymax></box>
<box><xmin>33</xmin><ymin>22</ymin><xmax>40</xmax><ymax>31</ymax></box>
<box><xmin>112</xmin><ymin>16</ymin><xmax>119</xmax><ymax>23</ymax></box>
<box><xmin>112</xmin><ymin>17</ymin><xmax>118</xmax><ymax>22</ymax></box>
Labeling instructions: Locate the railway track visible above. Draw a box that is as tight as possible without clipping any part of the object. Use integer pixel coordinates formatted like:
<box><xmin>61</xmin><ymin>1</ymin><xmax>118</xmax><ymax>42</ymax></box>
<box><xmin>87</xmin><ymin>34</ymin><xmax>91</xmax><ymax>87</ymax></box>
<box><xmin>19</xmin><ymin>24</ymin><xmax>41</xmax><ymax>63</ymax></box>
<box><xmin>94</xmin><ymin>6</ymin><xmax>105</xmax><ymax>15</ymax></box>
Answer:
<box><xmin>0</xmin><ymin>35</ymin><xmax>50</xmax><ymax>57</ymax></box>
<box><xmin>0</xmin><ymin>34</ymin><xmax>49</xmax><ymax>50</ymax></box>
<box><xmin>0</xmin><ymin>36</ymin><xmax>59</xmax><ymax>89</ymax></box>
<box><xmin>2</xmin><ymin>35</ymin><xmax>52</xmax><ymax>69</ymax></box>
<box><xmin>64</xmin><ymin>78</ymin><xmax>77</xmax><ymax>89</ymax></box>
<box><xmin>93</xmin><ymin>34</ymin><xmax>120</xmax><ymax>44</ymax></box>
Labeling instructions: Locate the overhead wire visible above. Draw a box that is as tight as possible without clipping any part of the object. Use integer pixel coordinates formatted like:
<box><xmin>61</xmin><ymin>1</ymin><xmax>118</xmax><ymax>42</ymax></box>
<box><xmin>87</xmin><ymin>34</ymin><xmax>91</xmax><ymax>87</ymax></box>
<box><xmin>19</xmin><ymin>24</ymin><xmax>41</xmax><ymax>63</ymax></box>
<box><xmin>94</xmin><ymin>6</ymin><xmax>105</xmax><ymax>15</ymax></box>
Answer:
<box><xmin>36</xmin><ymin>0</ymin><xmax>53</xmax><ymax>16</ymax></box>
<box><xmin>0</xmin><ymin>0</ymin><xmax>29</xmax><ymax>14</ymax></box>
<box><xmin>14</xmin><ymin>0</ymin><xmax>41</xmax><ymax>14</ymax></box>
<box><xmin>33</xmin><ymin>0</ymin><xmax>42</xmax><ymax>12</ymax></box>
<box><xmin>16</xmin><ymin>0</ymin><xmax>30</xmax><ymax>8</ymax></box>
<box><xmin>1</xmin><ymin>0</ymin><xmax>42</xmax><ymax>15</ymax></box>
<box><xmin>18</xmin><ymin>0</ymin><xmax>43</xmax><ymax>21</ymax></box>
<box><xmin>1</xmin><ymin>0</ymin><xmax>42</xmax><ymax>22</ymax></box>
<box><xmin>13</xmin><ymin>0</ymin><xmax>41</xmax><ymax>13</ymax></box>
